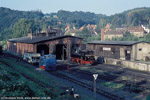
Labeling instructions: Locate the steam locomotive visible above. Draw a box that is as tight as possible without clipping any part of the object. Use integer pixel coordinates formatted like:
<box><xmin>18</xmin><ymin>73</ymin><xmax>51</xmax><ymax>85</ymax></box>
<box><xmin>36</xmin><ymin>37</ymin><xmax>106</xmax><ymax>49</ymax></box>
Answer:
<box><xmin>71</xmin><ymin>50</ymin><xmax>95</xmax><ymax>65</ymax></box>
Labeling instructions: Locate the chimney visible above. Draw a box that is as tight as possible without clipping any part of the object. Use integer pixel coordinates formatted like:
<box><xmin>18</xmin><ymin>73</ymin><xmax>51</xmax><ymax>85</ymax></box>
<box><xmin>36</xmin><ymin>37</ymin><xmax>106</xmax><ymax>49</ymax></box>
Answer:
<box><xmin>30</xmin><ymin>29</ymin><xmax>33</xmax><ymax>39</ymax></box>
<box><xmin>101</xmin><ymin>29</ymin><xmax>105</xmax><ymax>40</ymax></box>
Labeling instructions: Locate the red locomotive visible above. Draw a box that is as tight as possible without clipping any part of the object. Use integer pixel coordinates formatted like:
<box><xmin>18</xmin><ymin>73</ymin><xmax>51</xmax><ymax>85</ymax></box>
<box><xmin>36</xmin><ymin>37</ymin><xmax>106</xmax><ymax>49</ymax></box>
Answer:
<box><xmin>71</xmin><ymin>50</ymin><xmax>95</xmax><ymax>65</ymax></box>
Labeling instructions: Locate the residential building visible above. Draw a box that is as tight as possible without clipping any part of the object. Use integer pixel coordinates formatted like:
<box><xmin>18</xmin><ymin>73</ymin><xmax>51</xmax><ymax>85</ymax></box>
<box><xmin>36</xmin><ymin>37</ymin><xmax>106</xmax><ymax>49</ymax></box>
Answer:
<box><xmin>127</xmin><ymin>26</ymin><xmax>146</xmax><ymax>37</ymax></box>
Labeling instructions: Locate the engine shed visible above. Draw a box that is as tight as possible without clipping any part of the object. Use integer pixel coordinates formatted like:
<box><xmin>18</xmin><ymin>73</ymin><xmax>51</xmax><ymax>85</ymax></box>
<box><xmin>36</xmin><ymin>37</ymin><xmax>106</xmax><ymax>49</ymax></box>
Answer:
<box><xmin>87</xmin><ymin>41</ymin><xmax>150</xmax><ymax>61</ymax></box>
<box><xmin>7</xmin><ymin>33</ymin><xmax>82</xmax><ymax>61</ymax></box>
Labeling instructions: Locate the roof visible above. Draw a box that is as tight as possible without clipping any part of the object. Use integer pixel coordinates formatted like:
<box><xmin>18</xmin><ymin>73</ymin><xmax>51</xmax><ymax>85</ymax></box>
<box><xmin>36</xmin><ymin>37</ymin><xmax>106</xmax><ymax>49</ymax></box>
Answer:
<box><xmin>87</xmin><ymin>40</ymin><xmax>148</xmax><ymax>46</ymax></box>
<box><xmin>128</xmin><ymin>26</ymin><xmax>144</xmax><ymax>32</ymax></box>
<box><xmin>8</xmin><ymin>35</ymin><xmax>82</xmax><ymax>44</ymax></box>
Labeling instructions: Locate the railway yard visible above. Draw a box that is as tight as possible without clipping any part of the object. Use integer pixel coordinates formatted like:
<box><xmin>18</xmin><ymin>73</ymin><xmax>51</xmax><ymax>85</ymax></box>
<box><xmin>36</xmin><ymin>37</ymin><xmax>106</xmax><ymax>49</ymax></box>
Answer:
<box><xmin>0</xmin><ymin>52</ymin><xmax>150</xmax><ymax>100</ymax></box>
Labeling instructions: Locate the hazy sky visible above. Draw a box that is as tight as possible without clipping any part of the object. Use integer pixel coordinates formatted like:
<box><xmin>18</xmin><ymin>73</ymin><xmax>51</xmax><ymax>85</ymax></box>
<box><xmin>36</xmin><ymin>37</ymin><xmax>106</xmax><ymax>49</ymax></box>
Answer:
<box><xmin>0</xmin><ymin>0</ymin><xmax>150</xmax><ymax>15</ymax></box>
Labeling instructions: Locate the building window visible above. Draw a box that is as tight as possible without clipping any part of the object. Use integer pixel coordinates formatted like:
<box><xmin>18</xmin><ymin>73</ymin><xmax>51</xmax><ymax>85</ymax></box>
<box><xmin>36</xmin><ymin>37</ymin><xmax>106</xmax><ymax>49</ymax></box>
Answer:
<box><xmin>139</xmin><ymin>48</ymin><xmax>142</xmax><ymax>51</ymax></box>
<box><xmin>99</xmin><ymin>47</ymin><xmax>103</xmax><ymax>52</ymax></box>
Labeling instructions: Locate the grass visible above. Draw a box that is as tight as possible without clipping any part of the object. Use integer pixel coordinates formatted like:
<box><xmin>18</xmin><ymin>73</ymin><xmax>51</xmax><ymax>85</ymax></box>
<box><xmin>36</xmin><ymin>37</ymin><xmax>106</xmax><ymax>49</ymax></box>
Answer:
<box><xmin>0</xmin><ymin>58</ymin><xmax>72</xmax><ymax>100</ymax></box>
<box><xmin>99</xmin><ymin>81</ymin><xmax>124</xmax><ymax>89</ymax></box>
<box><xmin>0</xmin><ymin>57</ymin><xmax>95</xmax><ymax>100</ymax></box>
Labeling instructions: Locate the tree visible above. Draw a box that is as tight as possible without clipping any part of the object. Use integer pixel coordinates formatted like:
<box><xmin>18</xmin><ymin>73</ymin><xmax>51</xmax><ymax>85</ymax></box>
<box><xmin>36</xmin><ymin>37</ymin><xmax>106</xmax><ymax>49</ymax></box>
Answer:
<box><xmin>76</xmin><ymin>27</ymin><xmax>91</xmax><ymax>42</ymax></box>
<box><xmin>12</xmin><ymin>18</ymin><xmax>37</xmax><ymax>38</ymax></box>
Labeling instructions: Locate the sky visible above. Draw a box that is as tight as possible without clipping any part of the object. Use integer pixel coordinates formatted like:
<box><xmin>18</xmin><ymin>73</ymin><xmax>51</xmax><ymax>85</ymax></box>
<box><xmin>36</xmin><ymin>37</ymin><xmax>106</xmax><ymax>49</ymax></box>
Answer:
<box><xmin>0</xmin><ymin>0</ymin><xmax>150</xmax><ymax>16</ymax></box>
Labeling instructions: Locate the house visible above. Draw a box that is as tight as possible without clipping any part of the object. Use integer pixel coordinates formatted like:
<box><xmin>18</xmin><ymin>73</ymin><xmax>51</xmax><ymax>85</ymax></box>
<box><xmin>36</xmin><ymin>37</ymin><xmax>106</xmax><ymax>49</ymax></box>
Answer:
<box><xmin>87</xmin><ymin>40</ymin><xmax>150</xmax><ymax>61</ymax></box>
<box><xmin>127</xmin><ymin>26</ymin><xmax>146</xmax><ymax>37</ymax></box>
<box><xmin>103</xmin><ymin>30</ymin><xmax>124</xmax><ymax>40</ymax></box>
<box><xmin>101</xmin><ymin>24</ymin><xmax>147</xmax><ymax>40</ymax></box>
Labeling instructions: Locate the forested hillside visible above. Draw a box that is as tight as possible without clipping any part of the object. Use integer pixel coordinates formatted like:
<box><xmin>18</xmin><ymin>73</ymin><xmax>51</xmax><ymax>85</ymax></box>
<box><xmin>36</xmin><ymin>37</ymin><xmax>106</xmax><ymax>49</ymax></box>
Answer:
<box><xmin>0</xmin><ymin>7</ymin><xmax>104</xmax><ymax>41</ymax></box>
<box><xmin>1</xmin><ymin>7</ymin><xmax>150</xmax><ymax>41</ymax></box>
<box><xmin>98</xmin><ymin>7</ymin><xmax>150</xmax><ymax>29</ymax></box>
<box><xmin>0</xmin><ymin>7</ymin><xmax>44</xmax><ymax>40</ymax></box>
<box><xmin>57</xmin><ymin>10</ymin><xmax>105</xmax><ymax>28</ymax></box>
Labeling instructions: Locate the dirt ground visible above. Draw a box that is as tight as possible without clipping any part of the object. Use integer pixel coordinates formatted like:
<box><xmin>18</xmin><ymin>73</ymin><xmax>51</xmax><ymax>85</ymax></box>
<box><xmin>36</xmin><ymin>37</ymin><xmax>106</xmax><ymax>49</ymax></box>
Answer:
<box><xmin>55</xmin><ymin>63</ymin><xmax>150</xmax><ymax>100</ymax></box>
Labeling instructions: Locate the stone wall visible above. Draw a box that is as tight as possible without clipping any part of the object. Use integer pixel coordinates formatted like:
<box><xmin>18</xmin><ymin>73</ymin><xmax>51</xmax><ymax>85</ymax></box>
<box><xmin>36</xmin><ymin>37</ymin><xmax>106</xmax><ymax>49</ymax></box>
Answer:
<box><xmin>105</xmin><ymin>58</ymin><xmax>150</xmax><ymax>72</ymax></box>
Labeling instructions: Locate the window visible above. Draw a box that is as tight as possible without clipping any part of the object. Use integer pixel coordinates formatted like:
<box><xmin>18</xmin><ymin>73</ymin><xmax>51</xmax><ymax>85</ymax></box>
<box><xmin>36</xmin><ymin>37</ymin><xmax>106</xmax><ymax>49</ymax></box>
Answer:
<box><xmin>99</xmin><ymin>47</ymin><xmax>103</xmax><ymax>52</ymax></box>
<box><xmin>139</xmin><ymin>48</ymin><xmax>142</xmax><ymax>51</ymax></box>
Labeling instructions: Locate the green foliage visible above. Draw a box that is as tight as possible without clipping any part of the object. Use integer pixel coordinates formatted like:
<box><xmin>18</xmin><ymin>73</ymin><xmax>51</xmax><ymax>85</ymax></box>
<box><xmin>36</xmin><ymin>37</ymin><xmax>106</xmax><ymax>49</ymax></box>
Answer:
<box><xmin>76</xmin><ymin>28</ymin><xmax>100</xmax><ymax>42</ymax></box>
<box><xmin>0</xmin><ymin>7</ymin><xmax>44</xmax><ymax>40</ymax></box>
<box><xmin>57</xmin><ymin>10</ymin><xmax>105</xmax><ymax>28</ymax></box>
<box><xmin>145</xmin><ymin>34</ymin><xmax>150</xmax><ymax>42</ymax></box>
<box><xmin>98</xmin><ymin>7</ymin><xmax>150</xmax><ymax>29</ymax></box>
<box><xmin>1</xmin><ymin>7</ymin><xmax>150</xmax><ymax>43</ymax></box>
<box><xmin>0</xmin><ymin>7</ymin><xmax>105</xmax><ymax>41</ymax></box>
<box><xmin>0</xmin><ymin>58</ymin><xmax>68</xmax><ymax>98</ymax></box>
<box><xmin>12</xmin><ymin>19</ymin><xmax>35</xmax><ymax>38</ymax></box>
<box><xmin>65</xmin><ymin>32</ymin><xmax>72</xmax><ymax>35</ymax></box>
<box><xmin>88</xmin><ymin>34</ymin><xmax>101</xmax><ymax>41</ymax></box>
<box><xmin>112</xmin><ymin>32</ymin><xmax>139</xmax><ymax>41</ymax></box>
<box><xmin>76</xmin><ymin>28</ymin><xmax>91</xmax><ymax>42</ymax></box>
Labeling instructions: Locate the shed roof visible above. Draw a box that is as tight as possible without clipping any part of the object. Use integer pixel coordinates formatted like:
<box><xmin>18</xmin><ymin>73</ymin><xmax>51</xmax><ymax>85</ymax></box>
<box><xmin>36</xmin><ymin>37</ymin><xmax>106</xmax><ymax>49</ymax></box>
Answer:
<box><xmin>87</xmin><ymin>40</ymin><xmax>148</xmax><ymax>46</ymax></box>
<box><xmin>8</xmin><ymin>35</ymin><xmax>82</xmax><ymax>44</ymax></box>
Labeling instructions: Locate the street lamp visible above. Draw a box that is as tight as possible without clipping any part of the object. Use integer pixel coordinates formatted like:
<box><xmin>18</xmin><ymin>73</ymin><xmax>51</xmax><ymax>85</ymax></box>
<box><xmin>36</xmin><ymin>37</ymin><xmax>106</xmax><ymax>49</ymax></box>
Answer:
<box><xmin>93</xmin><ymin>73</ymin><xmax>98</xmax><ymax>100</ymax></box>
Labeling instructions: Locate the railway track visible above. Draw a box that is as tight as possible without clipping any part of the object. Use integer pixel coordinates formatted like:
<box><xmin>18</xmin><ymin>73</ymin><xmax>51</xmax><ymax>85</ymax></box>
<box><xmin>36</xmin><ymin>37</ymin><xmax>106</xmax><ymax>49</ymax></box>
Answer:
<box><xmin>1</xmin><ymin>53</ymin><xmax>125</xmax><ymax>99</ymax></box>
<box><xmin>1</xmin><ymin>52</ymin><xmax>149</xmax><ymax>99</ymax></box>
<box><xmin>71</xmin><ymin>68</ymin><xmax>149</xmax><ymax>91</ymax></box>
<box><xmin>50</xmin><ymin>71</ymin><xmax>125</xmax><ymax>100</ymax></box>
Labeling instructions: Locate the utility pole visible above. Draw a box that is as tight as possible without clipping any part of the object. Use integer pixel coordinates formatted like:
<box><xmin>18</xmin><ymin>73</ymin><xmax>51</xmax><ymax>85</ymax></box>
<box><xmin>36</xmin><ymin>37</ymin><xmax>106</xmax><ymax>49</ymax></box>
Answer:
<box><xmin>93</xmin><ymin>74</ymin><xmax>98</xmax><ymax>100</ymax></box>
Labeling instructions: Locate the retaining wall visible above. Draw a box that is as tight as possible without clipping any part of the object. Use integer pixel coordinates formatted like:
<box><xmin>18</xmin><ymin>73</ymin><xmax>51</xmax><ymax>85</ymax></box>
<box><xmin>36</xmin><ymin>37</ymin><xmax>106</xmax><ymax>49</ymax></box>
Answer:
<box><xmin>105</xmin><ymin>58</ymin><xmax>150</xmax><ymax>72</ymax></box>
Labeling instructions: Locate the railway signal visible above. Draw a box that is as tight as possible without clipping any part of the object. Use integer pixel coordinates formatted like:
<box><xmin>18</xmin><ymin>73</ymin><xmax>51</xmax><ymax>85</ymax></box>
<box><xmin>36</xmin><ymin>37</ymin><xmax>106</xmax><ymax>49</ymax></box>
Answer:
<box><xmin>93</xmin><ymin>74</ymin><xmax>98</xmax><ymax>100</ymax></box>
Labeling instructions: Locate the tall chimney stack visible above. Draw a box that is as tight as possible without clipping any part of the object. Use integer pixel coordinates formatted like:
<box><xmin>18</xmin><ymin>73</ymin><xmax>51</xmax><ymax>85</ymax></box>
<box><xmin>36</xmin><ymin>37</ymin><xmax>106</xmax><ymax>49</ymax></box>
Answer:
<box><xmin>30</xmin><ymin>29</ymin><xmax>33</xmax><ymax>40</ymax></box>
<box><xmin>101</xmin><ymin>29</ymin><xmax>105</xmax><ymax>40</ymax></box>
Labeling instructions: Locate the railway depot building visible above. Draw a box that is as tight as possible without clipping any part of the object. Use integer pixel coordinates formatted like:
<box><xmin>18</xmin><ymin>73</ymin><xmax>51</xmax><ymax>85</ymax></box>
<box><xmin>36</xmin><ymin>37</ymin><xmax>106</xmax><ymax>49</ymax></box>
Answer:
<box><xmin>87</xmin><ymin>41</ymin><xmax>150</xmax><ymax>61</ymax></box>
<box><xmin>7</xmin><ymin>32</ymin><xmax>82</xmax><ymax>60</ymax></box>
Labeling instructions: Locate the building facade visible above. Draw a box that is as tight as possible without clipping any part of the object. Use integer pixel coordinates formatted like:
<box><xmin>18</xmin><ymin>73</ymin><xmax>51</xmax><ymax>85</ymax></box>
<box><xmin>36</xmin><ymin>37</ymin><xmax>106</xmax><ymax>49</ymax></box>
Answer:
<box><xmin>101</xmin><ymin>24</ymin><xmax>147</xmax><ymax>40</ymax></box>
<box><xmin>7</xmin><ymin>33</ymin><xmax>82</xmax><ymax>60</ymax></box>
<box><xmin>103</xmin><ymin>30</ymin><xmax>124</xmax><ymax>40</ymax></box>
<box><xmin>127</xmin><ymin>26</ymin><xmax>145</xmax><ymax>37</ymax></box>
<box><xmin>87</xmin><ymin>41</ymin><xmax>150</xmax><ymax>61</ymax></box>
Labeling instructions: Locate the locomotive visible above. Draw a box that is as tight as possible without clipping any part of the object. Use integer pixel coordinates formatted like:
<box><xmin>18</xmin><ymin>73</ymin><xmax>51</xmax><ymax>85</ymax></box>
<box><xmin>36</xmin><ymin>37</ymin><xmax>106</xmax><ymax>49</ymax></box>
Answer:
<box><xmin>71</xmin><ymin>50</ymin><xmax>95</xmax><ymax>65</ymax></box>
<box><xmin>39</xmin><ymin>54</ymin><xmax>56</xmax><ymax>70</ymax></box>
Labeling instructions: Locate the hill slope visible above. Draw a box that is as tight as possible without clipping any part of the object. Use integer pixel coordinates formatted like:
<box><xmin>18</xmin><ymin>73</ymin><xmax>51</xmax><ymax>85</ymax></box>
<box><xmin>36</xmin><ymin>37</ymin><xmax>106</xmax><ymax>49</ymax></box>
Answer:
<box><xmin>99</xmin><ymin>7</ymin><xmax>150</xmax><ymax>29</ymax></box>
<box><xmin>0</xmin><ymin>7</ymin><xmax>105</xmax><ymax>40</ymax></box>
